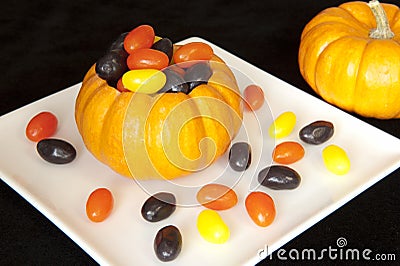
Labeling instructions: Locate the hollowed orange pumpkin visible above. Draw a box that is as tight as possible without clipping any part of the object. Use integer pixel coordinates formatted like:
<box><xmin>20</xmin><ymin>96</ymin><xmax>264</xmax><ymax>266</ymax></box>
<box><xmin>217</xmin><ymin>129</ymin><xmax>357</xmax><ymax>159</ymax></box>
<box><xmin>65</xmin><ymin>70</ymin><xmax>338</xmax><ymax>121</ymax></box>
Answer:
<box><xmin>75</xmin><ymin>52</ymin><xmax>243</xmax><ymax>180</ymax></box>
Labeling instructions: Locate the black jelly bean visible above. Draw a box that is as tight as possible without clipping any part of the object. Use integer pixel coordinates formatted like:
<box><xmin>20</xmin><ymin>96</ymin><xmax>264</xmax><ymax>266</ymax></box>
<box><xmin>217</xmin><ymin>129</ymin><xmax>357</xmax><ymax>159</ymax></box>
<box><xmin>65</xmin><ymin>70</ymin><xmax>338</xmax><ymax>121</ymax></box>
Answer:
<box><xmin>184</xmin><ymin>62</ymin><xmax>212</xmax><ymax>91</ymax></box>
<box><xmin>229</xmin><ymin>142</ymin><xmax>251</xmax><ymax>171</ymax></box>
<box><xmin>107</xmin><ymin>32</ymin><xmax>128</xmax><ymax>52</ymax></box>
<box><xmin>141</xmin><ymin>192</ymin><xmax>176</xmax><ymax>222</ymax></box>
<box><xmin>299</xmin><ymin>120</ymin><xmax>334</xmax><ymax>145</ymax></box>
<box><xmin>258</xmin><ymin>165</ymin><xmax>301</xmax><ymax>190</ymax></box>
<box><xmin>154</xmin><ymin>225</ymin><xmax>182</xmax><ymax>262</ymax></box>
<box><xmin>37</xmin><ymin>138</ymin><xmax>76</xmax><ymax>164</ymax></box>
<box><xmin>158</xmin><ymin>69</ymin><xmax>190</xmax><ymax>94</ymax></box>
<box><xmin>151</xmin><ymin>38</ymin><xmax>173</xmax><ymax>62</ymax></box>
<box><xmin>95</xmin><ymin>49</ymin><xmax>128</xmax><ymax>85</ymax></box>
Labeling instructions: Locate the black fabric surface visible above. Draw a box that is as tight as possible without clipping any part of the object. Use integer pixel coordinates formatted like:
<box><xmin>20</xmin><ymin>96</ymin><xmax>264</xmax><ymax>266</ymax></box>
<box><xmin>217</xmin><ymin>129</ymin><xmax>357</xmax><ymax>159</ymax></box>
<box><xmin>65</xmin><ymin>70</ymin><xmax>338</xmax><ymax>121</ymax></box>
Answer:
<box><xmin>1</xmin><ymin>0</ymin><xmax>399</xmax><ymax>265</ymax></box>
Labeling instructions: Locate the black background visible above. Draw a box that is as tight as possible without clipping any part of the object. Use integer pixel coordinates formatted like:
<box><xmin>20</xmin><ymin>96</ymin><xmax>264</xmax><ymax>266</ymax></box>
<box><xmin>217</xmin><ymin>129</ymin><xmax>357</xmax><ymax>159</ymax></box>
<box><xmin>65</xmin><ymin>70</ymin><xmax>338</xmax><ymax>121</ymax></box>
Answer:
<box><xmin>1</xmin><ymin>0</ymin><xmax>399</xmax><ymax>265</ymax></box>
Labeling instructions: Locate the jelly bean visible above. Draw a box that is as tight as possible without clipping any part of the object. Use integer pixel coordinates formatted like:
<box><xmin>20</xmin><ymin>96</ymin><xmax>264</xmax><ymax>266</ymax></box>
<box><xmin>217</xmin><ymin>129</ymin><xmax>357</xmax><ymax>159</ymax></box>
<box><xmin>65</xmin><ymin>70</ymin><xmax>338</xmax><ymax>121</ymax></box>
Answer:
<box><xmin>197</xmin><ymin>209</ymin><xmax>230</xmax><ymax>244</ymax></box>
<box><xmin>245</xmin><ymin>191</ymin><xmax>276</xmax><ymax>227</ymax></box>
<box><xmin>36</xmin><ymin>138</ymin><xmax>76</xmax><ymax>164</ymax></box>
<box><xmin>158</xmin><ymin>69</ymin><xmax>189</xmax><ymax>94</ymax></box>
<box><xmin>122</xmin><ymin>69</ymin><xmax>166</xmax><ymax>93</ymax></box>
<box><xmin>299</xmin><ymin>120</ymin><xmax>334</xmax><ymax>145</ymax></box>
<box><xmin>268</xmin><ymin>111</ymin><xmax>296</xmax><ymax>139</ymax></box>
<box><xmin>258</xmin><ymin>165</ymin><xmax>301</xmax><ymax>190</ymax></box>
<box><xmin>244</xmin><ymin>84</ymin><xmax>264</xmax><ymax>111</ymax></box>
<box><xmin>184</xmin><ymin>62</ymin><xmax>213</xmax><ymax>91</ymax></box>
<box><xmin>26</xmin><ymin>111</ymin><xmax>58</xmax><ymax>142</ymax></box>
<box><xmin>107</xmin><ymin>32</ymin><xmax>128</xmax><ymax>52</ymax></box>
<box><xmin>151</xmin><ymin>38</ymin><xmax>173</xmax><ymax>62</ymax></box>
<box><xmin>127</xmin><ymin>48</ymin><xmax>169</xmax><ymax>70</ymax></box>
<box><xmin>272</xmin><ymin>141</ymin><xmax>305</xmax><ymax>164</ymax></box>
<box><xmin>86</xmin><ymin>188</ymin><xmax>114</xmax><ymax>223</ymax></box>
<box><xmin>141</xmin><ymin>192</ymin><xmax>176</xmax><ymax>222</ymax></box>
<box><xmin>124</xmin><ymin>25</ymin><xmax>155</xmax><ymax>53</ymax></box>
<box><xmin>96</xmin><ymin>49</ymin><xmax>128</xmax><ymax>84</ymax></box>
<box><xmin>173</xmin><ymin>42</ymin><xmax>213</xmax><ymax>67</ymax></box>
<box><xmin>154</xmin><ymin>225</ymin><xmax>182</xmax><ymax>262</ymax></box>
<box><xmin>116</xmin><ymin>78</ymin><xmax>130</xmax><ymax>92</ymax></box>
<box><xmin>196</xmin><ymin>184</ymin><xmax>237</xmax><ymax>210</ymax></box>
<box><xmin>322</xmin><ymin>144</ymin><xmax>350</xmax><ymax>175</ymax></box>
<box><xmin>228</xmin><ymin>142</ymin><xmax>251</xmax><ymax>171</ymax></box>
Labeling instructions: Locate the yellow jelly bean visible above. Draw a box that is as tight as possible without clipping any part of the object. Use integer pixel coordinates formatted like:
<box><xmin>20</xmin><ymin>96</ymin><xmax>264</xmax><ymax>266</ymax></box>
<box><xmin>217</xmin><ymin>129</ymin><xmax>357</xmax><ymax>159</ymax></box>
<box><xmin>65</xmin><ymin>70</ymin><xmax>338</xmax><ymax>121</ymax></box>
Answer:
<box><xmin>269</xmin><ymin>111</ymin><xmax>296</xmax><ymax>139</ymax></box>
<box><xmin>322</xmin><ymin>144</ymin><xmax>350</xmax><ymax>175</ymax></box>
<box><xmin>197</xmin><ymin>209</ymin><xmax>230</xmax><ymax>244</ymax></box>
<box><xmin>122</xmin><ymin>69</ymin><xmax>166</xmax><ymax>94</ymax></box>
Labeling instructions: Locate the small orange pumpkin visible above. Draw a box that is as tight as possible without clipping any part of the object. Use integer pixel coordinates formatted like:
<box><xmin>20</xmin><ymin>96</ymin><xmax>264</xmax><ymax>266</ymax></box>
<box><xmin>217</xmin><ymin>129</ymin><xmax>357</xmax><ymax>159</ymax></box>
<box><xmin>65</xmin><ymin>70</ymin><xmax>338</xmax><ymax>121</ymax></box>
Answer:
<box><xmin>75</xmin><ymin>50</ymin><xmax>243</xmax><ymax>180</ymax></box>
<box><xmin>299</xmin><ymin>0</ymin><xmax>400</xmax><ymax>119</ymax></box>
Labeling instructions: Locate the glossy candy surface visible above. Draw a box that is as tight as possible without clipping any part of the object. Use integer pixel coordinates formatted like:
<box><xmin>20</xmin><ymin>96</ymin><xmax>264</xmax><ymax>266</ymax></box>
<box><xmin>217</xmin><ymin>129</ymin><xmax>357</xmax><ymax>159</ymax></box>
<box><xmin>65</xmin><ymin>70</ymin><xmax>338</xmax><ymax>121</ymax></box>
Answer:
<box><xmin>272</xmin><ymin>141</ymin><xmax>305</xmax><ymax>164</ymax></box>
<box><xmin>151</xmin><ymin>38</ymin><xmax>173</xmax><ymax>62</ymax></box>
<box><xmin>154</xmin><ymin>225</ymin><xmax>182</xmax><ymax>262</ymax></box>
<box><xmin>36</xmin><ymin>138</ymin><xmax>76</xmax><ymax>164</ymax></box>
<box><xmin>127</xmin><ymin>48</ymin><xmax>169</xmax><ymax>70</ymax></box>
<box><xmin>245</xmin><ymin>191</ymin><xmax>276</xmax><ymax>227</ymax></box>
<box><xmin>228</xmin><ymin>142</ymin><xmax>251</xmax><ymax>171</ymax></box>
<box><xmin>86</xmin><ymin>188</ymin><xmax>114</xmax><ymax>223</ymax></box>
<box><xmin>258</xmin><ymin>165</ymin><xmax>301</xmax><ymax>190</ymax></box>
<box><xmin>141</xmin><ymin>192</ymin><xmax>176</xmax><ymax>222</ymax></box>
<box><xmin>108</xmin><ymin>32</ymin><xmax>128</xmax><ymax>52</ymax></box>
<box><xmin>173</xmin><ymin>42</ymin><xmax>213</xmax><ymax>67</ymax></box>
<box><xmin>299</xmin><ymin>120</ymin><xmax>334</xmax><ymax>145</ymax></box>
<box><xmin>196</xmin><ymin>184</ymin><xmax>237</xmax><ymax>210</ymax></box>
<box><xmin>269</xmin><ymin>111</ymin><xmax>296</xmax><ymax>139</ymax></box>
<box><xmin>244</xmin><ymin>84</ymin><xmax>264</xmax><ymax>111</ymax></box>
<box><xmin>184</xmin><ymin>61</ymin><xmax>212</xmax><ymax>91</ymax></box>
<box><xmin>158</xmin><ymin>69</ymin><xmax>189</xmax><ymax>93</ymax></box>
<box><xmin>122</xmin><ymin>69</ymin><xmax>166</xmax><ymax>93</ymax></box>
<box><xmin>322</xmin><ymin>144</ymin><xmax>350</xmax><ymax>175</ymax></box>
<box><xmin>197</xmin><ymin>209</ymin><xmax>230</xmax><ymax>244</ymax></box>
<box><xmin>26</xmin><ymin>111</ymin><xmax>58</xmax><ymax>142</ymax></box>
<box><xmin>124</xmin><ymin>25</ymin><xmax>155</xmax><ymax>53</ymax></box>
<box><xmin>95</xmin><ymin>49</ymin><xmax>128</xmax><ymax>85</ymax></box>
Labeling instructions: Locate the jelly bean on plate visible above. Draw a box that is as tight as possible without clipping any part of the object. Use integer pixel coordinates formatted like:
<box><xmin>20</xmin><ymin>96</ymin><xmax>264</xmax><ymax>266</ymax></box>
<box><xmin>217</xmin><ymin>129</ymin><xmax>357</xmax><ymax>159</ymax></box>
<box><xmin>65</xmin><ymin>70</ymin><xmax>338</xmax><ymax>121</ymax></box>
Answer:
<box><xmin>122</xmin><ymin>69</ymin><xmax>166</xmax><ymax>93</ymax></box>
<box><xmin>37</xmin><ymin>138</ymin><xmax>76</xmax><ymax>164</ymax></box>
<box><xmin>124</xmin><ymin>25</ymin><xmax>155</xmax><ymax>53</ymax></box>
<box><xmin>197</xmin><ymin>209</ymin><xmax>230</xmax><ymax>244</ymax></box>
<box><xmin>154</xmin><ymin>225</ymin><xmax>182</xmax><ymax>262</ymax></box>
<box><xmin>228</xmin><ymin>142</ymin><xmax>251</xmax><ymax>171</ymax></box>
<box><xmin>299</xmin><ymin>120</ymin><xmax>334</xmax><ymax>145</ymax></box>
<box><xmin>245</xmin><ymin>191</ymin><xmax>276</xmax><ymax>227</ymax></box>
<box><xmin>26</xmin><ymin>111</ymin><xmax>58</xmax><ymax>142</ymax></box>
<box><xmin>269</xmin><ymin>111</ymin><xmax>296</xmax><ymax>139</ymax></box>
<box><xmin>86</xmin><ymin>188</ymin><xmax>114</xmax><ymax>222</ymax></box>
<box><xmin>141</xmin><ymin>192</ymin><xmax>176</xmax><ymax>222</ymax></box>
<box><xmin>244</xmin><ymin>84</ymin><xmax>264</xmax><ymax>111</ymax></box>
<box><xmin>272</xmin><ymin>141</ymin><xmax>305</xmax><ymax>164</ymax></box>
<box><xmin>258</xmin><ymin>165</ymin><xmax>301</xmax><ymax>190</ymax></box>
<box><xmin>151</xmin><ymin>38</ymin><xmax>173</xmax><ymax>62</ymax></box>
<box><xmin>196</xmin><ymin>184</ymin><xmax>238</xmax><ymax>210</ymax></box>
<box><xmin>127</xmin><ymin>48</ymin><xmax>169</xmax><ymax>70</ymax></box>
<box><xmin>322</xmin><ymin>144</ymin><xmax>350</xmax><ymax>175</ymax></box>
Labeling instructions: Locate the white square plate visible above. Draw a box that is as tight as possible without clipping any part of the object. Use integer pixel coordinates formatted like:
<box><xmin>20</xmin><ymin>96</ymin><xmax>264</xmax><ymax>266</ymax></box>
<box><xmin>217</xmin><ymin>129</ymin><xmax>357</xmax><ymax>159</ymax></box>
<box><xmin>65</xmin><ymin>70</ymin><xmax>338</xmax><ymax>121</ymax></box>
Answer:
<box><xmin>1</xmin><ymin>37</ymin><xmax>400</xmax><ymax>265</ymax></box>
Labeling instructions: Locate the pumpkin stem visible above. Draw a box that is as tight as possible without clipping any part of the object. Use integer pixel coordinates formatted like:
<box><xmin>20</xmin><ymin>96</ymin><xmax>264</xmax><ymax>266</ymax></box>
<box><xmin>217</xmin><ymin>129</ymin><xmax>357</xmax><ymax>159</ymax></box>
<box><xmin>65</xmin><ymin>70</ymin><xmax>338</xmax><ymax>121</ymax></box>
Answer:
<box><xmin>368</xmin><ymin>0</ymin><xmax>394</xmax><ymax>39</ymax></box>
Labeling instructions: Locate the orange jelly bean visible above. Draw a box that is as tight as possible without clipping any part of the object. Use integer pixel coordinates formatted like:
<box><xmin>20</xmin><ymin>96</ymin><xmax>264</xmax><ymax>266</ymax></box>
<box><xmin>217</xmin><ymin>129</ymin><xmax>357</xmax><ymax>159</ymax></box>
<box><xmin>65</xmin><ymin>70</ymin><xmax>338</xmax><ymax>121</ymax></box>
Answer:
<box><xmin>272</xmin><ymin>141</ymin><xmax>305</xmax><ymax>164</ymax></box>
<box><xmin>173</xmin><ymin>42</ymin><xmax>213</xmax><ymax>67</ymax></box>
<box><xmin>127</xmin><ymin>48</ymin><xmax>169</xmax><ymax>70</ymax></box>
<box><xmin>244</xmin><ymin>84</ymin><xmax>265</xmax><ymax>111</ymax></box>
<box><xmin>86</xmin><ymin>188</ymin><xmax>114</xmax><ymax>222</ymax></box>
<box><xmin>196</xmin><ymin>184</ymin><xmax>238</xmax><ymax>210</ymax></box>
<box><xmin>245</xmin><ymin>191</ymin><xmax>276</xmax><ymax>227</ymax></box>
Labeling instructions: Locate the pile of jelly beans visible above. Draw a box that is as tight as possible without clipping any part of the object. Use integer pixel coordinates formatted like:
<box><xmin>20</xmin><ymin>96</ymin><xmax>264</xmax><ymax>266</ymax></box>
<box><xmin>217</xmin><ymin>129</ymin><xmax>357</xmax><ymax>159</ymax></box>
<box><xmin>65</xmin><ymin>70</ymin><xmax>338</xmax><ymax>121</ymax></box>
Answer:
<box><xmin>26</xmin><ymin>111</ymin><xmax>76</xmax><ymax>164</ymax></box>
<box><xmin>95</xmin><ymin>24</ymin><xmax>215</xmax><ymax>94</ymax></box>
